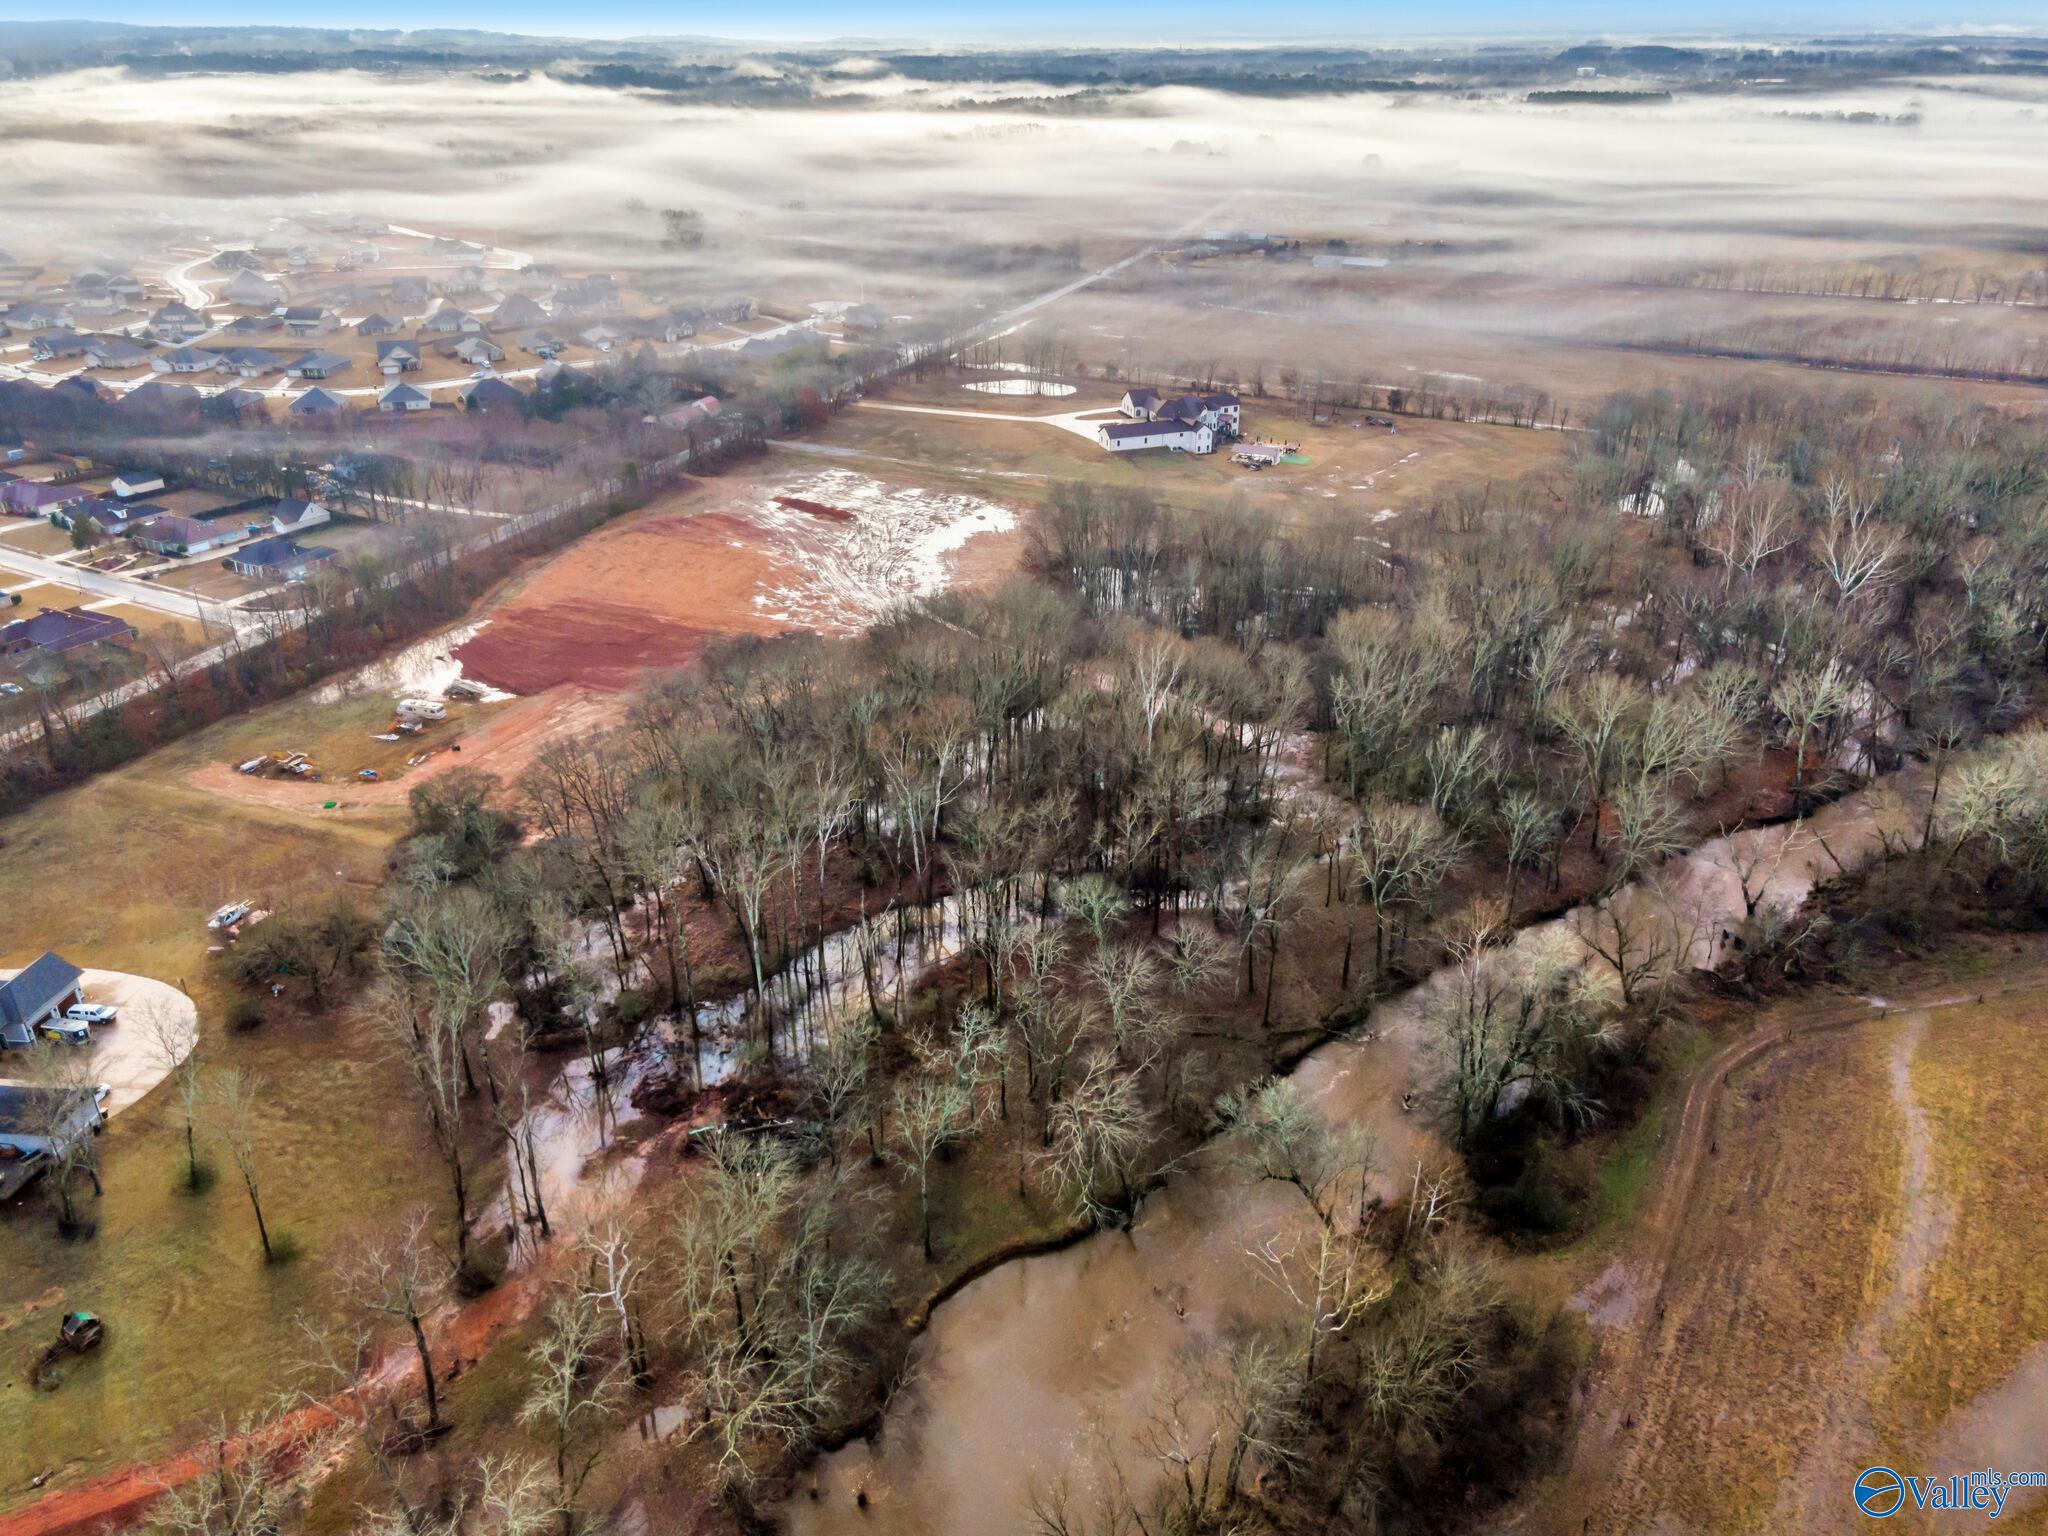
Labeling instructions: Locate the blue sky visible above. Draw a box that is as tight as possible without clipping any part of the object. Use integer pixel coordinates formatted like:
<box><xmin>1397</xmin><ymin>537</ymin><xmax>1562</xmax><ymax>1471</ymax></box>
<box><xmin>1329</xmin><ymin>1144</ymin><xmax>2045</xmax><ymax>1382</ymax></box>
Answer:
<box><xmin>1</xmin><ymin>0</ymin><xmax>2036</xmax><ymax>42</ymax></box>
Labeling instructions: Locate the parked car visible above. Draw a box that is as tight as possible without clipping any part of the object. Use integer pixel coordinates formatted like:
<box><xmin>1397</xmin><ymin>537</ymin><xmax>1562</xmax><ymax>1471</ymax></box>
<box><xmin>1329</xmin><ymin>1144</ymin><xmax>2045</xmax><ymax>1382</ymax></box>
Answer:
<box><xmin>207</xmin><ymin>900</ymin><xmax>252</xmax><ymax>930</ymax></box>
<box><xmin>0</xmin><ymin>682</ymin><xmax>22</xmax><ymax>696</ymax></box>
<box><xmin>65</xmin><ymin>1003</ymin><xmax>118</xmax><ymax>1025</ymax></box>
<box><xmin>39</xmin><ymin>1017</ymin><xmax>90</xmax><ymax>1045</ymax></box>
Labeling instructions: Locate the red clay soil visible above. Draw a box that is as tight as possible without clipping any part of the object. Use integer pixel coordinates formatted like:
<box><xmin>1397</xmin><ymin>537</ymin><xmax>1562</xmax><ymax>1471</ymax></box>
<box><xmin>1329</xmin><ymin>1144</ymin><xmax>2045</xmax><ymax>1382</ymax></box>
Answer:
<box><xmin>453</xmin><ymin>512</ymin><xmax>801</xmax><ymax>695</ymax></box>
<box><xmin>772</xmin><ymin>495</ymin><xmax>855</xmax><ymax>522</ymax></box>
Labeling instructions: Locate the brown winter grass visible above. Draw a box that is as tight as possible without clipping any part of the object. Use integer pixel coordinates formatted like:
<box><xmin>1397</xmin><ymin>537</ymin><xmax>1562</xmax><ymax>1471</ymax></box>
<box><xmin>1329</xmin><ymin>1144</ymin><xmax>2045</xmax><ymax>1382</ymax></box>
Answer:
<box><xmin>1877</xmin><ymin>988</ymin><xmax>2048</xmax><ymax>1455</ymax></box>
<box><xmin>1608</xmin><ymin>1023</ymin><xmax>1905</xmax><ymax>1535</ymax></box>
<box><xmin>0</xmin><ymin>711</ymin><xmax>448</xmax><ymax>1506</ymax></box>
<box><xmin>834</xmin><ymin>381</ymin><xmax>1563</xmax><ymax>525</ymax></box>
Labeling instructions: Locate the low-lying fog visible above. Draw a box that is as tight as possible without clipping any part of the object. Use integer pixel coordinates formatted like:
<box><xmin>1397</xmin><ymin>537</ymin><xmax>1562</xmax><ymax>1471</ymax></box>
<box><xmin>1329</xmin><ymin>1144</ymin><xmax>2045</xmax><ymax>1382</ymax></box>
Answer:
<box><xmin>2</xmin><ymin>63</ymin><xmax>2043</xmax><ymax>312</ymax></box>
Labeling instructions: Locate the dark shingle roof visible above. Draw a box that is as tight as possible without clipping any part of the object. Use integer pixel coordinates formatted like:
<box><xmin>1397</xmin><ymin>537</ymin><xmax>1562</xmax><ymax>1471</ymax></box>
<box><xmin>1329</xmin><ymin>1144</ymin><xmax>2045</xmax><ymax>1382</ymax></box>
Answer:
<box><xmin>0</xmin><ymin>951</ymin><xmax>82</xmax><ymax>1030</ymax></box>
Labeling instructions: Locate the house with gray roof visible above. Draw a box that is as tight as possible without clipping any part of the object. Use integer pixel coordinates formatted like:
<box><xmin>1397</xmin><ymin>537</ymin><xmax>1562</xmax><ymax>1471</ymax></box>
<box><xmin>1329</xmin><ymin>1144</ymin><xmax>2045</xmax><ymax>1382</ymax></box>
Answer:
<box><xmin>281</xmin><ymin>305</ymin><xmax>337</xmax><ymax>337</ymax></box>
<box><xmin>152</xmin><ymin>347</ymin><xmax>220</xmax><ymax>376</ymax></box>
<box><xmin>85</xmin><ymin>337</ymin><xmax>154</xmax><ymax>369</ymax></box>
<box><xmin>228</xmin><ymin>535</ymin><xmax>336</xmax><ymax>580</ymax></box>
<box><xmin>288</xmin><ymin>387</ymin><xmax>348</xmax><ymax>418</ymax></box>
<box><xmin>149</xmin><ymin>302</ymin><xmax>208</xmax><ymax>342</ymax></box>
<box><xmin>0</xmin><ymin>1082</ymin><xmax>105</xmax><ymax>1200</ymax></box>
<box><xmin>269</xmin><ymin>498</ymin><xmax>331</xmax><ymax>534</ymax></box>
<box><xmin>224</xmin><ymin>269</ymin><xmax>285</xmax><ymax>307</ymax></box>
<box><xmin>0</xmin><ymin>951</ymin><xmax>84</xmax><ymax>1049</ymax></box>
<box><xmin>285</xmin><ymin>351</ymin><xmax>350</xmax><ymax>380</ymax></box>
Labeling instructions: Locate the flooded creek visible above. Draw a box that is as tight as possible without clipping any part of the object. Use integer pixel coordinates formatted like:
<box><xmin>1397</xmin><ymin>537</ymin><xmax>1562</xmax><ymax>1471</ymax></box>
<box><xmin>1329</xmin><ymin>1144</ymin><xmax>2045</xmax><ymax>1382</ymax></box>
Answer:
<box><xmin>786</xmin><ymin>776</ymin><xmax>1927</xmax><ymax>1536</ymax></box>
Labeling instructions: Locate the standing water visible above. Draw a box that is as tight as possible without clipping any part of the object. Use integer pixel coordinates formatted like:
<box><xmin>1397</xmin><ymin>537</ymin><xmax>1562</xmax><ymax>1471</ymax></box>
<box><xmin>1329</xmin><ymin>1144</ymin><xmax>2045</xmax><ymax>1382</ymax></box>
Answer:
<box><xmin>784</xmin><ymin>777</ymin><xmax>1928</xmax><ymax>1535</ymax></box>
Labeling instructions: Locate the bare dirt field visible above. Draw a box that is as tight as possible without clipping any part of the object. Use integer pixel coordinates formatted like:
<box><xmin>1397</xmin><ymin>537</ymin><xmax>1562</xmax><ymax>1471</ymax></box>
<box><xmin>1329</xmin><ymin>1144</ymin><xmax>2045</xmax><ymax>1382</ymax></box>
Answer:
<box><xmin>451</xmin><ymin>462</ymin><xmax>1023</xmax><ymax>695</ymax></box>
<box><xmin>1548</xmin><ymin>955</ymin><xmax>2048</xmax><ymax>1536</ymax></box>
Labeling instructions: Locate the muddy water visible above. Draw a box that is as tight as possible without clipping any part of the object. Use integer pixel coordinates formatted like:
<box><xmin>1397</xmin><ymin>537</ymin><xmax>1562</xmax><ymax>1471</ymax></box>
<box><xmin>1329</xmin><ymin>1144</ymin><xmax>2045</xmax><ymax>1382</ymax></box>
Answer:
<box><xmin>492</xmin><ymin>894</ymin><xmax>994</xmax><ymax>1255</ymax></box>
<box><xmin>786</xmin><ymin>779</ymin><xmax>1927</xmax><ymax>1536</ymax></box>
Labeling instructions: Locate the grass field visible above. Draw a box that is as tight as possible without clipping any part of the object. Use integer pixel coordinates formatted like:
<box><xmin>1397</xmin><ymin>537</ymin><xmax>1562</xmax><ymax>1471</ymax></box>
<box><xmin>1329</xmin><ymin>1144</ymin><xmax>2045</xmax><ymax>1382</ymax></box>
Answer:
<box><xmin>1558</xmin><ymin>967</ymin><xmax>2048</xmax><ymax>1535</ymax></box>
<box><xmin>0</xmin><ymin>707</ymin><xmax>457</xmax><ymax>1505</ymax></box>
<box><xmin>828</xmin><ymin>378</ymin><xmax>1564</xmax><ymax>525</ymax></box>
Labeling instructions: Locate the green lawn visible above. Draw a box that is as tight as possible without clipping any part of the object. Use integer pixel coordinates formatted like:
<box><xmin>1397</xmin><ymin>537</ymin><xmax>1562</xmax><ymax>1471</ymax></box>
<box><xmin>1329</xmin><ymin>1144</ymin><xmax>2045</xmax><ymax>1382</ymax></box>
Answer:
<box><xmin>0</xmin><ymin>722</ymin><xmax>467</xmax><ymax>1504</ymax></box>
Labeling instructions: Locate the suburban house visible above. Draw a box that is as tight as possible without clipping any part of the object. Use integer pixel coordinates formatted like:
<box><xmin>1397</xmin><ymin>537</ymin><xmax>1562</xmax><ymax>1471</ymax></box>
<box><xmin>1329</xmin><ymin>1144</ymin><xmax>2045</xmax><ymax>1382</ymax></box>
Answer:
<box><xmin>662</xmin><ymin>308</ymin><xmax>702</xmax><ymax>343</ymax></box>
<box><xmin>0</xmin><ymin>481</ymin><xmax>87</xmax><ymax>516</ymax></box>
<box><xmin>706</xmin><ymin>293</ymin><xmax>754</xmax><ymax>324</ymax></box>
<box><xmin>120</xmin><ymin>380</ymin><xmax>200</xmax><ymax>412</ymax></box>
<box><xmin>85</xmin><ymin>337</ymin><xmax>154</xmax><ymax>369</ymax></box>
<box><xmin>459</xmin><ymin>377</ymin><xmax>524</xmax><ymax>411</ymax></box>
<box><xmin>840</xmin><ymin>302</ymin><xmax>886</xmax><ymax>333</ymax></box>
<box><xmin>288</xmin><ymin>387</ymin><xmax>348</xmax><ymax>418</ymax></box>
<box><xmin>224</xmin><ymin>269</ymin><xmax>285</xmax><ymax>306</ymax></box>
<box><xmin>1119</xmin><ymin>387</ymin><xmax>1164</xmax><ymax>418</ymax></box>
<box><xmin>132</xmin><ymin>514</ymin><xmax>242</xmax><ymax>558</ymax></box>
<box><xmin>149</xmin><ymin>302</ymin><xmax>208</xmax><ymax>342</ymax></box>
<box><xmin>376</xmin><ymin>340</ymin><xmax>423</xmax><ymax>374</ymax></box>
<box><xmin>452</xmin><ymin>336</ymin><xmax>504</xmax><ymax>367</ymax></box>
<box><xmin>281</xmin><ymin>305</ymin><xmax>337</xmax><ymax>337</ymax></box>
<box><xmin>1</xmin><ymin>605</ymin><xmax>136</xmax><ymax>658</ymax></box>
<box><xmin>8</xmin><ymin>301</ymin><xmax>69</xmax><ymax>331</ymax></box>
<box><xmin>0</xmin><ymin>951</ymin><xmax>85</xmax><ymax>1048</ymax></box>
<box><xmin>69</xmin><ymin>287</ymin><xmax>129</xmax><ymax>316</ymax></box>
<box><xmin>493</xmin><ymin>293</ymin><xmax>545</xmax><ymax>328</ymax></box>
<box><xmin>520</xmin><ymin>330</ymin><xmax>564</xmax><ymax>359</ymax></box>
<box><xmin>1097</xmin><ymin>418</ymin><xmax>1216</xmax><ymax>455</ymax></box>
<box><xmin>111</xmin><ymin>471</ymin><xmax>165</xmax><ymax>498</ymax></box>
<box><xmin>221</xmin><ymin>314</ymin><xmax>282</xmax><ymax>337</ymax></box>
<box><xmin>211</xmin><ymin>248</ymin><xmax>262</xmax><ymax>271</ymax></box>
<box><xmin>227</xmin><ymin>535</ymin><xmax>336</xmax><ymax>580</ymax></box>
<box><xmin>0</xmin><ymin>1081</ymin><xmax>107</xmax><ymax>1201</ymax></box>
<box><xmin>205</xmin><ymin>388</ymin><xmax>267</xmax><ymax>423</ymax></box>
<box><xmin>51</xmin><ymin>496</ymin><xmax>140</xmax><ymax>534</ymax></box>
<box><xmin>29</xmin><ymin>332</ymin><xmax>94</xmax><ymax>362</ymax></box>
<box><xmin>285</xmin><ymin>351</ymin><xmax>350</xmax><ymax>380</ymax></box>
<box><xmin>216</xmin><ymin>348</ymin><xmax>288</xmax><ymax>379</ymax></box>
<box><xmin>421</xmin><ymin>306</ymin><xmax>479</xmax><ymax>335</ymax></box>
<box><xmin>552</xmin><ymin>275</ymin><xmax>621</xmax><ymax>314</ymax></box>
<box><xmin>269</xmin><ymin>498</ymin><xmax>331</xmax><ymax>535</ymax></box>
<box><xmin>653</xmin><ymin>396</ymin><xmax>722</xmax><ymax>431</ymax></box>
<box><xmin>378</xmin><ymin>382</ymin><xmax>431</xmax><ymax>413</ymax></box>
<box><xmin>152</xmin><ymin>347</ymin><xmax>220</xmax><ymax>375</ymax></box>
<box><xmin>356</xmin><ymin>312</ymin><xmax>399</xmax><ymax>337</ymax></box>
<box><xmin>389</xmin><ymin>277</ymin><xmax>432</xmax><ymax>310</ymax></box>
<box><xmin>0</xmin><ymin>1083</ymin><xmax>105</xmax><ymax>1201</ymax></box>
<box><xmin>580</xmin><ymin>324</ymin><xmax>625</xmax><ymax>352</ymax></box>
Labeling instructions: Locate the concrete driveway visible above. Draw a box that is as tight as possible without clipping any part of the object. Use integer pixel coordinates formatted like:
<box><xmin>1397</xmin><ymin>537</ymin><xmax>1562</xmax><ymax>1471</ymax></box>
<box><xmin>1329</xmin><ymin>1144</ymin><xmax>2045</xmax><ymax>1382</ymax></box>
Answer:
<box><xmin>0</xmin><ymin>966</ymin><xmax>196</xmax><ymax>1116</ymax></box>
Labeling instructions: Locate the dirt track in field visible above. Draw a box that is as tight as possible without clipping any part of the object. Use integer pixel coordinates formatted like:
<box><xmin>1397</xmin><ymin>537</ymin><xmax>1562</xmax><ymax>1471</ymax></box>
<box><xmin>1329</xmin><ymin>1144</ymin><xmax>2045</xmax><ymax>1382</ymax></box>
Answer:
<box><xmin>1535</xmin><ymin>961</ymin><xmax>2048</xmax><ymax>1536</ymax></box>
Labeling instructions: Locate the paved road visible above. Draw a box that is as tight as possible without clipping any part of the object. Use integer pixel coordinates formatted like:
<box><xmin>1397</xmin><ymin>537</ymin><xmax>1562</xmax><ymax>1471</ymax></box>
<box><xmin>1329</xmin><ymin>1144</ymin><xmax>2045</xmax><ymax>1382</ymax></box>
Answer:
<box><xmin>856</xmin><ymin>398</ymin><xmax>1121</xmax><ymax>442</ymax></box>
<box><xmin>0</xmin><ymin>537</ymin><xmax>239</xmax><ymax>626</ymax></box>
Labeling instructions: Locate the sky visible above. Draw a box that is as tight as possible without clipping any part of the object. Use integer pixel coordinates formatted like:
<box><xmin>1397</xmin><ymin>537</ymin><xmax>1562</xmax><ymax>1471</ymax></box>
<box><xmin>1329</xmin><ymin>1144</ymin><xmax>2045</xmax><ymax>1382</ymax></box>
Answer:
<box><xmin>2</xmin><ymin>1</ymin><xmax>2041</xmax><ymax>43</ymax></box>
